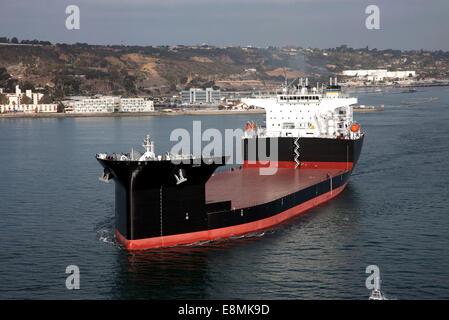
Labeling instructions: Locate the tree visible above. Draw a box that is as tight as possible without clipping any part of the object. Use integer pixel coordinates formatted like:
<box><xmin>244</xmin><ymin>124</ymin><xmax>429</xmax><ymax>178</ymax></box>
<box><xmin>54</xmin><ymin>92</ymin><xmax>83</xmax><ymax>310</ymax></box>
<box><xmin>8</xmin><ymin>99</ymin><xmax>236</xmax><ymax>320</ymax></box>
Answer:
<box><xmin>21</xmin><ymin>95</ymin><xmax>33</xmax><ymax>104</ymax></box>
<box><xmin>0</xmin><ymin>93</ymin><xmax>8</xmax><ymax>104</ymax></box>
<box><xmin>123</xmin><ymin>75</ymin><xmax>136</xmax><ymax>94</ymax></box>
<box><xmin>6</xmin><ymin>78</ymin><xmax>18</xmax><ymax>92</ymax></box>
<box><xmin>180</xmin><ymin>76</ymin><xmax>188</xmax><ymax>84</ymax></box>
<box><xmin>0</xmin><ymin>67</ymin><xmax>11</xmax><ymax>87</ymax></box>
<box><xmin>21</xmin><ymin>81</ymin><xmax>35</xmax><ymax>91</ymax></box>
<box><xmin>57</xmin><ymin>102</ymin><xmax>65</xmax><ymax>113</ymax></box>
<box><xmin>39</xmin><ymin>94</ymin><xmax>53</xmax><ymax>104</ymax></box>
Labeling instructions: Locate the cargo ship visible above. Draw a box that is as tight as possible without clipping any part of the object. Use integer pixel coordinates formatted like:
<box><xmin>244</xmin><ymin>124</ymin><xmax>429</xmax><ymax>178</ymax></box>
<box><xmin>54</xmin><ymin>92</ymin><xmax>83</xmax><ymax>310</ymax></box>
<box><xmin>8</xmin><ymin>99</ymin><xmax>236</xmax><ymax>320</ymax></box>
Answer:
<box><xmin>96</xmin><ymin>79</ymin><xmax>364</xmax><ymax>250</ymax></box>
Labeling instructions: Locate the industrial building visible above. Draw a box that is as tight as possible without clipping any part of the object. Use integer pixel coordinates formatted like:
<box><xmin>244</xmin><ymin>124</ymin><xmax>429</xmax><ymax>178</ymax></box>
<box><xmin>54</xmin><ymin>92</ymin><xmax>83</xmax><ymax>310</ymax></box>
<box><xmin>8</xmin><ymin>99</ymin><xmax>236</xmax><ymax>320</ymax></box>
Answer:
<box><xmin>342</xmin><ymin>69</ymin><xmax>416</xmax><ymax>81</ymax></box>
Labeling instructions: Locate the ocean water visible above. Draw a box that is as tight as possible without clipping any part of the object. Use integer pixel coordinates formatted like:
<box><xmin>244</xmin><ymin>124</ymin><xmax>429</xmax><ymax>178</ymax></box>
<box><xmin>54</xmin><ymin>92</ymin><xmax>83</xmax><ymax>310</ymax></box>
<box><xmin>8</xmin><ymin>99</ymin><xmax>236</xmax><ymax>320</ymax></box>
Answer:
<box><xmin>0</xmin><ymin>86</ymin><xmax>448</xmax><ymax>299</ymax></box>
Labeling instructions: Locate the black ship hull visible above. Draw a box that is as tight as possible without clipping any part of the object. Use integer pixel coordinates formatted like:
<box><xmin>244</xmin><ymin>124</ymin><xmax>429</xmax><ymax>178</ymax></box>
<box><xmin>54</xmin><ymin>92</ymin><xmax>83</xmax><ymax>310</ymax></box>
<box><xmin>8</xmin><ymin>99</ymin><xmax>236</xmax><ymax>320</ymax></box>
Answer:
<box><xmin>97</xmin><ymin>135</ymin><xmax>364</xmax><ymax>249</ymax></box>
<box><xmin>243</xmin><ymin>136</ymin><xmax>363</xmax><ymax>169</ymax></box>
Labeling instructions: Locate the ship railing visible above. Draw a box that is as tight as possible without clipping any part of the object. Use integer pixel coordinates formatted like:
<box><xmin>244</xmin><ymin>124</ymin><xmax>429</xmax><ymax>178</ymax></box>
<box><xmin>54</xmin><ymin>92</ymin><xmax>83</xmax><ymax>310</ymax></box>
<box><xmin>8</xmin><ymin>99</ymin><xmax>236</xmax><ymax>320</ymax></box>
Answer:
<box><xmin>247</xmin><ymin>129</ymin><xmax>361</xmax><ymax>140</ymax></box>
<box><xmin>97</xmin><ymin>152</ymin><xmax>198</xmax><ymax>162</ymax></box>
<box><xmin>165</xmin><ymin>153</ymin><xmax>196</xmax><ymax>161</ymax></box>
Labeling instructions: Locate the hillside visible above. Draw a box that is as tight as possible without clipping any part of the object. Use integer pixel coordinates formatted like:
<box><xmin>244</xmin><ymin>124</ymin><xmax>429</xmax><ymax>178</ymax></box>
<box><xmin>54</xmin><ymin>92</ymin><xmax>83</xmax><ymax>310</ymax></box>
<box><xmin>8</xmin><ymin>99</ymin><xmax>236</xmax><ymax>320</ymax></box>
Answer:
<box><xmin>0</xmin><ymin>44</ymin><xmax>304</xmax><ymax>97</ymax></box>
<box><xmin>1</xmin><ymin>41</ymin><xmax>449</xmax><ymax>99</ymax></box>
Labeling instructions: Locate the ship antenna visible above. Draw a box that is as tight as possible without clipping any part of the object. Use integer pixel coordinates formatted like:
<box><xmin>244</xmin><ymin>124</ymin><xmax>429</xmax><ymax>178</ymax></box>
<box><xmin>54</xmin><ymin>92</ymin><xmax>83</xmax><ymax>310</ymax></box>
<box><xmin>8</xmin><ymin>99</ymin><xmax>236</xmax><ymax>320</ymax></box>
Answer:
<box><xmin>139</xmin><ymin>134</ymin><xmax>156</xmax><ymax>161</ymax></box>
<box><xmin>143</xmin><ymin>134</ymin><xmax>152</xmax><ymax>153</ymax></box>
<box><xmin>283</xmin><ymin>67</ymin><xmax>287</xmax><ymax>88</ymax></box>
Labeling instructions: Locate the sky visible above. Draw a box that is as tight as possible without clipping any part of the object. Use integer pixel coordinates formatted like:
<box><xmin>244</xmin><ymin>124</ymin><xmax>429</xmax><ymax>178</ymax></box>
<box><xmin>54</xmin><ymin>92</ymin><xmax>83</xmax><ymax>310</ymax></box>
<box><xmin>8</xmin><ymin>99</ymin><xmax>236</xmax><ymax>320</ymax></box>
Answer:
<box><xmin>0</xmin><ymin>0</ymin><xmax>448</xmax><ymax>50</ymax></box>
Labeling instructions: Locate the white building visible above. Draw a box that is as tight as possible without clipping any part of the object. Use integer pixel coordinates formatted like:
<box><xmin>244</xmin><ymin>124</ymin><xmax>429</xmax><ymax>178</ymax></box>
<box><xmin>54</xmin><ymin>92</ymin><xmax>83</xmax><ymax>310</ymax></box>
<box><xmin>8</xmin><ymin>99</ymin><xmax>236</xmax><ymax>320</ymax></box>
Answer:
<box><xmin>120</xmin><ymin>98</ymin><xmax>154</xmax><ymax>112</ymax></box>
<box><xmin>32</xmin><ymin>92</ymin><xmax>43</xmax><ymax>105</ymax></box>
<box><xmin>69</xmin><ymin>97</ymin><xmax>154</xmax><ymax>113</ymax></box>
<box><xmin>1</xmin><ymin>104</ymin><xmax>57</xmax><ymax>113</ymax></box>
<box><xmin>181</xmin><ymin>88</ymin><xmax>220</xmax><ymax>105</ymax></box>
<box><xmin>342</xmin><ymin>69</ymin><xmax>416</xmax><ymax>81</ymax></box>
<box><xmin>73</xmin><ymin>97</ymin><xmax>119</xmax><ymax>113</ymax></box>
<box><xmin>8</xmin><ymin>95</ymin><xmax>19</xmax><ymax>105</ymax></box>
<box><xmin>0</xmin><ymin>85</ymin><xmax>58</xmax><ymax>113</ymax></box>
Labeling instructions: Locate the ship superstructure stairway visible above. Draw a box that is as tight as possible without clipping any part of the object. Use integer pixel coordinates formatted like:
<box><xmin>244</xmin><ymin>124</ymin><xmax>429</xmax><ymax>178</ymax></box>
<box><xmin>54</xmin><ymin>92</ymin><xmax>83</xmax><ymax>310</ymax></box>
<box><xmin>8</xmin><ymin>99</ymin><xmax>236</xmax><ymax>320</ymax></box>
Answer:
<box><xmin>294</xmin><ymin>137</ymin><xmax>300</xmax><ymax>168</ymax></box>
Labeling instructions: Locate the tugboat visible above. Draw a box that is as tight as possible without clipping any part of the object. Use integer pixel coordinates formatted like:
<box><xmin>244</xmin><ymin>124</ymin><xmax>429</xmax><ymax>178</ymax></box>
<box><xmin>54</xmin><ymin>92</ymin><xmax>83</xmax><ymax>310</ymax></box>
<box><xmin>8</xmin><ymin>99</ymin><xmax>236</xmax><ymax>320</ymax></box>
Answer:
<box><xmin>369</xmin><ymin>288</ymin><xmax>385</xmax><ymax>300</ymax></box>
<box><xmin>96</xmin><ymin>78</ymin><xmax>364</xmax><ymax>249</ymax></box>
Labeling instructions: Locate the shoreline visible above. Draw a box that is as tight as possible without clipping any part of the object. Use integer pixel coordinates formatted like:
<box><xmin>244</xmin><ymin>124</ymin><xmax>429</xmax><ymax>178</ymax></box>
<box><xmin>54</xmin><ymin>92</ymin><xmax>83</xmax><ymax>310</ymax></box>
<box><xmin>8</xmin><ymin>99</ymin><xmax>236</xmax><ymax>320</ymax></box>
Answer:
<box><xmin>341</xmin><ymin>82</ymin><xmax>449</xmax><ymax>89</ymax></box>
<box><xmin>0</xmin><ymin>109</ymin><xmax>266</xmax><ymax>119</ymax></box>
<box><xmin>0</xmin><ymin>107</ymin><xmax>385</xmax><ymax>119</ymax></box>
<box><xmin>353</xmin><ymin>108</ymin><xmax>384</xmax><ymax>112</ymax></box>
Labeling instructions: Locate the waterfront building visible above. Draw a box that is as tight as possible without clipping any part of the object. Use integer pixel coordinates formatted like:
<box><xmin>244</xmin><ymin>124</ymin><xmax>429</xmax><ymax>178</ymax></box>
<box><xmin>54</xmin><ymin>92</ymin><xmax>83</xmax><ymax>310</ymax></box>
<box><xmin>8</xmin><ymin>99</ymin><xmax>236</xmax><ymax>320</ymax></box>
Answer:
<box><xmin>0</xmin><ymin>104</ymin><xmax>57</xmax><ymax>113</ymax></box>
<box><xmin>73</xmin><ymin>97</ymin><xmax>119</xmax><ymax>113</ymax></box>
<box><xmin>181</xmin><ymin>88</ymin><xmax>220</xmax><ymax>105</ymax></box>
<box><xmin>342</xmin><ymin>69</ymin><xmax>416</xmax><ymax>81</ymax></box>
<box><xmin>0</xmin><ymin>85</ymin><xmax>56</xmax><ymax>113</ymax></box>
<box><xmin>119</xmin><ymin>98</ymin><xmax>154</xmax><ymax>112</ymax></box>
<box><xmin>32</xmin><ymin>93</ymin><xmax>43</xmax><ymax>105</ymax></box>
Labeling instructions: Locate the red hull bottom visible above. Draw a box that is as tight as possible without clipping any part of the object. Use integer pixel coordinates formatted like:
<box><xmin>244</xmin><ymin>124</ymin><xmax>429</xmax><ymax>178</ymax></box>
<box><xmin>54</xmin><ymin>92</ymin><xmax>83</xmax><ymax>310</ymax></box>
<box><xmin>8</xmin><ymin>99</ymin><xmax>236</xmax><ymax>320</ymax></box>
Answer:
<box><xmin>115</xmin><ymin>182</ymin><xmax>348</xmax><ymax>250</ymax></box>
<box><xmin>243</xmin><ymin>161</ymin><xmax>353</xmax><ymax>170</ymax></box>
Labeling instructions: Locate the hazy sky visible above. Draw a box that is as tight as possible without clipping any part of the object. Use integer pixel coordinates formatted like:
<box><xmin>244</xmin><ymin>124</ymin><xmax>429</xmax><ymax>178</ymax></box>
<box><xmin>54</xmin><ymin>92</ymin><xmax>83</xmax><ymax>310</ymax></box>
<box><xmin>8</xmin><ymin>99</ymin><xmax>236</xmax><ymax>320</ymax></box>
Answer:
<box><xmin>1</xmin><ymin>0</ymin><xmax>448</xmax><ymax>50</ymax></box>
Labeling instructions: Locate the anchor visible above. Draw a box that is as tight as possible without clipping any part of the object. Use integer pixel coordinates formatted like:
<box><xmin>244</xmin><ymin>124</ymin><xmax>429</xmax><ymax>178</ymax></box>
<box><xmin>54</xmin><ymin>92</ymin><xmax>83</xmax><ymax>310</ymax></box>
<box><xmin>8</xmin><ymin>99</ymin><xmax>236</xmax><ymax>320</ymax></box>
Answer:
<box><xmin>99</xmin><ymin>168</ymin><xmax>114</xmax><ymax>183</ymax></box>
<box><xmin>174</xmin><ymin>168</ymin><xmax>187</xmax><ymax>185</ymax></box>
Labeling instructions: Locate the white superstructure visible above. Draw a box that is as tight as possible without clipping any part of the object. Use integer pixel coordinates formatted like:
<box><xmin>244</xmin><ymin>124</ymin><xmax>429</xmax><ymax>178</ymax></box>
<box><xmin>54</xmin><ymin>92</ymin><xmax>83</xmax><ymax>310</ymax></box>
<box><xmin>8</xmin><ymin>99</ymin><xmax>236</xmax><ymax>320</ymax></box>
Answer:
<box><xmin>242</xmin><ymin>78</ymin><xmax>360</xmax><ymax>140</ymax></box>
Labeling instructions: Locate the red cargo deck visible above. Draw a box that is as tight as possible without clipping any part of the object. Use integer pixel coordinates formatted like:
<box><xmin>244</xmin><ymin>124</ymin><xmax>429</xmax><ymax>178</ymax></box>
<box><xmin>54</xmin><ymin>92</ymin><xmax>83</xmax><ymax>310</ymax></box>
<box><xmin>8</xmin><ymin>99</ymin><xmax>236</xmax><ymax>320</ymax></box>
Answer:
<box><xmin>206</xmin><ymin>167</ymin><xmax>345</xmax><ymax>209</ymax></box>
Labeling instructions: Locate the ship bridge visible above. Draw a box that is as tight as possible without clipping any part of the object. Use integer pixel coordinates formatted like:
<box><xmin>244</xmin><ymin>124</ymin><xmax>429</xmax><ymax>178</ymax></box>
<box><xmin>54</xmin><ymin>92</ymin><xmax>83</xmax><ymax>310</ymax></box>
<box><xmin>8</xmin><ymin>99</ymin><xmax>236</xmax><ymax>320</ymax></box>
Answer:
<box><xmin>242</xmin><ymin>78</ymin><xmax>360</xmax><ymax>140</ymax></box>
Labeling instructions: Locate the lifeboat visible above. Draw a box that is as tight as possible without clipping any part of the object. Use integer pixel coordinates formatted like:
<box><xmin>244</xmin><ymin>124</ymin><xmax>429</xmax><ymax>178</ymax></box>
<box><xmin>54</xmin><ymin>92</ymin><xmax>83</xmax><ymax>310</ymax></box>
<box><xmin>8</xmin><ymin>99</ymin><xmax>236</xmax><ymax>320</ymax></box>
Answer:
<box><xmin>246</xmin><ymin>122</ymin><xmax>252</xmax><ymax>131</ymax></box>
<box><xmin>350</xmin><ymin>124</ymin><xmax>360</xmax><ymax>132</ymax></box>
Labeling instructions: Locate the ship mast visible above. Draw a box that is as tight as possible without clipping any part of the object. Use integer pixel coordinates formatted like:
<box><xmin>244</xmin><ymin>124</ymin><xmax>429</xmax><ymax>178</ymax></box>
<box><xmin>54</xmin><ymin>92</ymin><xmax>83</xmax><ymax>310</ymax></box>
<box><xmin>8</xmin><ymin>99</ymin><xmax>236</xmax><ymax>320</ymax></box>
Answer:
<box><xmin>139</xmin><ymin>134</ymin><xmax>156</xmax><ymax>160</ymax></box>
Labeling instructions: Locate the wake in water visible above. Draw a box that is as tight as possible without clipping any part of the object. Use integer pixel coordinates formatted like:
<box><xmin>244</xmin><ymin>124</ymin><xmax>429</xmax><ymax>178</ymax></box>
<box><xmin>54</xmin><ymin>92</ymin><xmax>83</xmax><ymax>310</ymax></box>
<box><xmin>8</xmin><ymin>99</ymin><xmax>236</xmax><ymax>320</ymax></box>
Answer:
<box><xmin>94</xmin><ymin>215</ymin><xmax>121</xmax><ymax>247</ymax></box>
<box><xmin>93</xmin><ymin>213</ymin><xmax>271</xmax><ymax>250</ymax></box>
<box><xmin>168</xmin><ymin>230</ymin><xmax>269</xmax><ymax>248</ymax></box>
<box><xmin>368</xmin><ymin>291</ymin><xmax>396</xmax><ymax>300</ymax></box>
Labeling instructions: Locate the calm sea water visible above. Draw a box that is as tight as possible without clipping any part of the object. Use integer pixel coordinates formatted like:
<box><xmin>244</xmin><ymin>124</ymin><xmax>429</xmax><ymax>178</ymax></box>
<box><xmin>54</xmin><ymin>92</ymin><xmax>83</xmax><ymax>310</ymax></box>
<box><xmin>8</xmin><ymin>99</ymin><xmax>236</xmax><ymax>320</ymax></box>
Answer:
<box><xmin>1</xmin><ymin>87</ymin><xmax>449</xmax><ymax>300</ymax></box>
